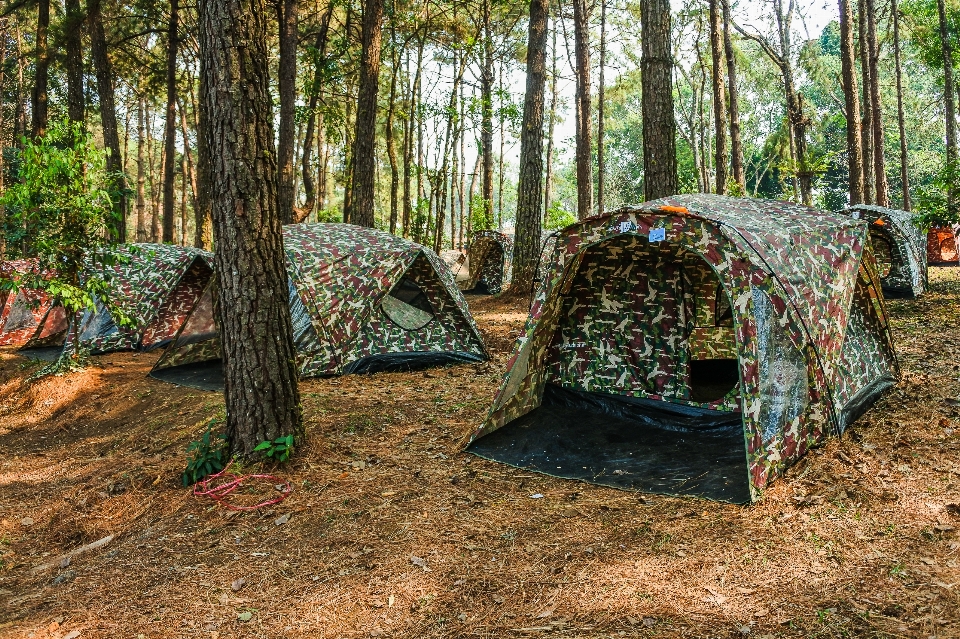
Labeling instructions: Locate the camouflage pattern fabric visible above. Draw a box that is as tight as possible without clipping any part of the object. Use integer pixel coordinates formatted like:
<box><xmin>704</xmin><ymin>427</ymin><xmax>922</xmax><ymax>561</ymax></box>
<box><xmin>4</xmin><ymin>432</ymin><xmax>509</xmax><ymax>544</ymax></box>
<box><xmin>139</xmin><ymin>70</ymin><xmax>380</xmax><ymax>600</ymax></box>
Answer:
<box><xmin>462</xmin><ymin>231</ymin><xmax>514</xmax><ymax>294</ymax></box>
<box><xmin>926</xmin><ymin>226</ymin><xmax>960</xmax><ymax>265</ymax></box>
<box><xmin>153</xmin><ymin>223</ymin><xmax>488</xmax><ymax>377</ymax></box>
<box><xmin>0</xmin><ymin>260</ymin><xmax>60</xmax><ymax>346</ymax></box>
<box><xmin>845</xmin><ymin>205</ymin><xmax>927</xmax><ymax>298</ymax></box>
<box><xmin>470</xmin><ymin>194</ymin><xmax>898</xmax><ymax>501</ymax></box>
<box><xmin>58</xmin><ymin>244</ymin><xmax>214</xmax><ymax>354</ymax></box>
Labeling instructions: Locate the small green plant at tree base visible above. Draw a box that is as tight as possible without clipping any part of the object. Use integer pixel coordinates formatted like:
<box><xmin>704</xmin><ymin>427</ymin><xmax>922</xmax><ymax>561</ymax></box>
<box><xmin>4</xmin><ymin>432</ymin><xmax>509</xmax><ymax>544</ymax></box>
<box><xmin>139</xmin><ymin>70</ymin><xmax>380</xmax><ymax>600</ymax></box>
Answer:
<box><xmin>253</xmin><ymin>434</ymin><xmax>295</xmax><ymax>463</ymax></box>
<box><xmin>183</xmin><ymin>421</ymin><xmax>230</xmax><ymax>486</ymax></box>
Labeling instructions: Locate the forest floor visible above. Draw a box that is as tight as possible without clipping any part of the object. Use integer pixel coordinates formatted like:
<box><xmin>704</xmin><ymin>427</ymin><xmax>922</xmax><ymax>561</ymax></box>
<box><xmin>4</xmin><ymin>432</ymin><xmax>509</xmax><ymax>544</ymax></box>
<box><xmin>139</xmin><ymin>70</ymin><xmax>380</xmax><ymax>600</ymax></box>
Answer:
<box><xmin>0</xmin><ymin>271</ymin><xmax>959</xmax><ymax>639</ymax></box>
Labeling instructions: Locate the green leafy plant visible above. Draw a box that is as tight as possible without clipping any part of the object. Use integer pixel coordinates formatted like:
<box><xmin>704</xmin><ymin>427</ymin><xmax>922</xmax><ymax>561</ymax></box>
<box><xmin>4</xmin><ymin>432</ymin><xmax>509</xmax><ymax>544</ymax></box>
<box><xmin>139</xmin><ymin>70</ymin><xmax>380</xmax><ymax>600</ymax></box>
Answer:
<box><xmin>253</xmin><ymin>434</ymin><xmax>295</xmax><ymax>463</ymax></box>
<box><xmin>182</xmin><ymin>421</ymin><xmax>230</xmax><ymax>486</ymax></box>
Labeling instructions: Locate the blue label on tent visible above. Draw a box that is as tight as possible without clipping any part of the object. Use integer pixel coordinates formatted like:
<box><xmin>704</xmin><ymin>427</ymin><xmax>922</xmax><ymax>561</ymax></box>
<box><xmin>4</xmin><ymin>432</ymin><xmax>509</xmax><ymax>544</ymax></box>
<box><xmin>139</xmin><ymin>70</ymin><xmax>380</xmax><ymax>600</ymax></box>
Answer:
<box><xmin>649</xmin><ymin>228</ymin><xmax>666</xmax><ymax>242</ymax></box>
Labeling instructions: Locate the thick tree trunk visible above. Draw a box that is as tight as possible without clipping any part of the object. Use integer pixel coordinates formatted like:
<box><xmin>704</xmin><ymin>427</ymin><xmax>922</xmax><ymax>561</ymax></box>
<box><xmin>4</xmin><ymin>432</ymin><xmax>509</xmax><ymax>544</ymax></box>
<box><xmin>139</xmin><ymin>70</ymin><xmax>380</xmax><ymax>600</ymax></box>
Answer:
<box><xmin>192</xmin><ymin>83</ymin><xmax>213</xmax><ymax>248</ymax></box>
<box><xmin>722</xmin><ymin>0</ymin><xmax>744</xmax><ymax>192</ymax></box>
<box><xmin>162</xmin><ymin>0</ymin><xmax>179</xmax><ymax>242</ymax></box>
<box><xmin>597</xmin><ymin>0</ymin><xmax>607</xmax><ymax>212</ymax></box>
<box><xmin>65</xmin><ymin>0</ymin><xmax>85</xmax><ymax>126</ymax></box>
<box><xmin>348</xmin><ymin>0</ymin><xmax>384</xmax><ymax>228</ymax></box>
<box><xmin>136</xmin><ymin>96</ymin><xmax>148</xmax><ymax>242</ymax></box>
<box><xmin>641</xmin><ymin>0</ymin><xmax>678</xmax><ymax>200</ymax></box>
<box><xmin>840</xmin><ymin>0</ymin><xmax>865</xmax><ymax>205</ymax></box>
<box><xmin>197</xmin><ymin>0</ymin><xmax>302</xmax><ymax>455</ymax></box>
<box><xmin>858</xmin><ymin>0</ymin><xmax>875</xmax><ymax>204</ymax></box>
<box><xmin>865</xmin><ymin>0</ymin><xmax>888</xmax><ymax>206</ymax></box>
<box><xmin>480</xmin><ymin>0</ymin><xmax>495</xmax><ymax>229</ymax></box>
<box><xmin>30</xmin><ymin>0</ymin><xmax>50</xmax><ymax>138</ymax></box>
<box><xmin>939</xmin><ymin>0</ymin><xmax>958</xmax><ymax>214</ymax></box>
<box><xmin>892</xmin><ymin>0</ymin><xmax>910</xmax><ymax>210</ymax></box>
<box><xmin>709</xmin><ymin>0</ymin><xmax>727</xmax><ymax>194</ymax></box>
<box><xmin>511</xmin><ymin>0</ymin><xmax>547</xmax><ymax>296</ymax></box>
<box><xmin>89</xmin><ymin>0</ymin><xmax>126</xmax><ymax>240</ymax></box>
<box><xmin>572</xmin><ymin>0</ymin><xmax>592</xmax><ymax>217</ymax></box>
<box><xmin>277</xmin><ymin>0</ymin><xmax>298</xmax><ymax>225</ymax></box>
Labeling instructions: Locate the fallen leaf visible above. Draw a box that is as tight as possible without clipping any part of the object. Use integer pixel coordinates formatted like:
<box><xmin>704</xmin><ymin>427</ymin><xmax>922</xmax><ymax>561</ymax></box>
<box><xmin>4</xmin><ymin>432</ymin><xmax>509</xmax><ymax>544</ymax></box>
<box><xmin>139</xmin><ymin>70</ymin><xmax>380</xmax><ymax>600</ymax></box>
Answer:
<box><xmin>388</xmin><ymin>594</ymin><xmax>395</xmax><ymax>607</ymax></box>
<box><xmin>536</xmin><ymin>604</ymin><xmax>556</xmax><ymax>618</ymax></box>
<box><xmin>20</xmin><ymin>517</ymin><xmax>34</xmax><ymax>527</ymax></box>
<box><xmin>642</xmin><ymin>617</ymin><xmax>656</xmax><ymax>628</ymax></box>
<box><xmin>231</xmin><ymin>578</ymin><xmax>245</xmax><ymax>592</ymax></box>
<box><xmin>530</xmin><ymin>493</ymin><xmax>544</xmax><ymax>499</ymax></box>
<box><xmin>755</xmin><ymin>608</ymin><xmax>769</xmax><ymax>618</ymax></box>
<box><xmin>493</xmin><ymin>595</ymin><xmax>505</xmax><ymax>604</ymax></box>
<box><xmin>921</xmin><ymin>557</ymin><xmax>937</xmax><ymax>566</ymax></box>
<box><xmin>381</xmin><ymin>491</ymin><xmax>396</xmax><ymax>496</ymax></box>
<box><xmin>410</xmin><ymin>556</ymin><xmax>430</xmax><ymax>571</ymax></box>
<box><xmin>237</xmin><ymin>611</ymin><xmax>253</xmax><ymax>622</ymax></box>
<box><xmin>934</xmin><ymin>524</ymin><xmax>955</xmax><ymax>532</ymax></box>
<box><xmin>274</xmin><ymin>514</ymin><xmax>290</xmax><ymax>526</ymax></box>
<box><xmin>63</xmin><ymin>632</ymin><xmax>81</xmax><ymax>639</ymax></box>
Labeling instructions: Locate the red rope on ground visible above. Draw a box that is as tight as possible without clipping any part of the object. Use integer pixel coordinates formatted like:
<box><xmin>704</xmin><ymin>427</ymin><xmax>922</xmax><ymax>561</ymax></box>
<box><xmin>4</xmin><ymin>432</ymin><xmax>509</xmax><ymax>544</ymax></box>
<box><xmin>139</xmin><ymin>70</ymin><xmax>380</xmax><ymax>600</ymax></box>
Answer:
<box><xmin>192</xmin><ymin>468</ymin><xmax>292</xmax><ymax>511</ymax></box>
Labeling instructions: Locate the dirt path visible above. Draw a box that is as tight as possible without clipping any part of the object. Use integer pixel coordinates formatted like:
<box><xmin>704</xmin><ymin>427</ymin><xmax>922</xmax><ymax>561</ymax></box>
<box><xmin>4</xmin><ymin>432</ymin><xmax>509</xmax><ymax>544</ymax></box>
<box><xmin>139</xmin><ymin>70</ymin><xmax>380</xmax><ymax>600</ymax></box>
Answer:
<box><xmin>0</xmin><ymin>277</ymin><xmax>958</xmax><ymax>639</ymax></box>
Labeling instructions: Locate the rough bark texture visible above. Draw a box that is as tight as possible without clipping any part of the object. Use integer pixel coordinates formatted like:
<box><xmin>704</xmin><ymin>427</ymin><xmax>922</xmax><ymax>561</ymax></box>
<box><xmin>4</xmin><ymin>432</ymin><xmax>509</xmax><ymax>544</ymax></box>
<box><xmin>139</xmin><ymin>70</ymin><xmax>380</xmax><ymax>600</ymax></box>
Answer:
<box><xmin>277</xmin><ymin>0</ymin><xmax>298</xmax><ymax>225</ymax></box>
<box><xmin>136</xmin><ymin>96</ymin><xmax>148</xmax><ymax>242</ymax></box>
<box><xmin>511</xmin><ymin>0</ymin><xmax>547</xmax><ymax>296</ymax></box>
<box><xmin>597</xmin><ymin>0</ymin><xmax>607</xmax><ymax>213</ymax></box>
<box><xmin>197</xmin><ymin>0</ymin><xmax>303</xmax><ymax>454</ymax></box>
<box><xmin>348</xmin><ymin>0</ymin><xmax>384</xmax><ymax>228</ymax></box>
<box><xmin>30</xmin><ymin>0</ymin><xmax>50</xmax><ymax>138</ymax></box>
<box><xmin>481</xmin><ymin>0</ymin><xmax>495</xmax><ymax>229</ymax></box>
<box><xmin>709</xmin><ymin>0</ymin><xmax>727</xmax><ymax>194</ymax></box>
<box><xmin>544</xmin><ymin>17</ymin><xmax>558</xmax><ymax>220</ymax></box>
<box><xmin>162</xmin><ymin>0</ymin><xmax>179</xmax><ymax>242</ymax></box>
<box><xmin>722</xmin><ymin>0</ymin><xmax>744</xmax><ymax>192</ymax></box>
<box><xmin>641</xmin><ymin>0</ymin><xmax>678</xmax><ymax>200</ymax></box>
<box><xmin>866</xmin><ymin>0</ymin><xmax>888</xmax><ymax>206</ymax></box>
<box><xmin>65</xmin><ymin>0</ymin><xmax>85</xmax><ymax>126</ymax></box>
<box><xmin>840</xmin><ymin>0</ymin><xmax>865</xmax><ymax>205</ymax></box>
<box><xmin>939</xmin><ymin>0</ymin><xmax>957</xmax><ymax>214</ymax></box>
<box><xmin>89</xmin><ymin>0</ymin><xmax>127</xmax><ymax>241</ymax></box>
<box><xmin>386</xmin><ymin>35</ymin><xmax>400</xmax><ymax>235</ymax></box>
<box><xmin>300</xmin><ymin>3</ymin><xmax>333</xmax><ymax>223</ymax></box>
<box><xmin>858</xmin><ymin>0</ymin><xmax>875</xmax><ymax>204</ymax></box>
<box><xmin>892</xmin><ymin>0</ymin><xmax>910</xmax><ymax>210</ymax></box>
<box><xmin>193</xmin><ymin>80</ymin><xmax>213</xmax><ymax>248</ymax></box>
<box><xmin>572</xmin><ymin>0</ymin><xmax>593</xmax><ymax>217</ymax></box>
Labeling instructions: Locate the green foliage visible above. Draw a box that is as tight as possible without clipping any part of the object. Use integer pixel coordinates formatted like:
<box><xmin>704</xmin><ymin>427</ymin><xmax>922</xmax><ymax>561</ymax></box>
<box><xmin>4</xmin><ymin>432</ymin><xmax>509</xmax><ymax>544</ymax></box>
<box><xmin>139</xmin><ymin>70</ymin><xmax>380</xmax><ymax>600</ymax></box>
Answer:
<box><xmin>913</xmin><ymin>161</ymin><xmax>960</xmax><ymax>229</ymax></box>
<box><xmin>182</xmin><ymin>421</ymin><xmax>230</xmax><ymax>486</ymax></box>
<box><xmin>253</xmin><ymin>434</ymin><xmax>295</xmax><ymax>463</ymax></box>
<box><xmin>544</xmin><ymin>200</ymin><xmax>576</xmax><ymax>230</ymax></box>
<box><xmin>469</xmin><ymin>195</ymin><xmax>493</xmax><ymax>232</ymax></box>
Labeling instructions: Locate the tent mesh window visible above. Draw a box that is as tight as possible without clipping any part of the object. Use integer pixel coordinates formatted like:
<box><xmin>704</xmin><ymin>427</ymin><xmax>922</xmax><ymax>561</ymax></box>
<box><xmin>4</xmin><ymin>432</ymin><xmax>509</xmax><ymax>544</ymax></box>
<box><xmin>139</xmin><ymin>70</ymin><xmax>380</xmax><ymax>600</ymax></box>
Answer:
<box><xmin>380</xmin><ymin>277</ymin><xmax>435</xmax><ymax>330</ymax></box>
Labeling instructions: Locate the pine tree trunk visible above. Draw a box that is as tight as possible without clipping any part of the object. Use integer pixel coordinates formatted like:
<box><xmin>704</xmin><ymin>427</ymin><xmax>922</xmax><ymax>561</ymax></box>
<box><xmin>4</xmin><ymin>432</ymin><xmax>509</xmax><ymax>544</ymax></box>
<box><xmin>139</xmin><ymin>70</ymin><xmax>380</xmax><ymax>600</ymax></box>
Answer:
<box><xmin>30</xmin><ymin>0</ymin><xmax>50</xmax><ymax>138</ymax></box>
<box><xmin>722</xmin><ymin>0</ymin><xmax>744</xmax><ymax>192</ymax></box>
<box><xmin>597</xmin><ymin>0</ymin><xmax>607</xmax><ymax>212</ymax></box>
<box><xmin>892</xmin><ymin>0</ymin><xmax>910</xmax><ymax>210</ymax></box>
<box><xmin>939</xmin><ymin>0</ymin><xmax>958</xmax><ymax>215</ymax></box>
<box><xmin>840</xmin><ymin>0</ymin><xmax>865</xmax><ymax>205</ymax></box>
<box><xmin>641</xmin><ymin>0</ymin><xmax>678</xmax><ymax>199</ymax></box>
<box><xmin>177</xmin><ymin>94</ymin><xmax>199</xmax><ymax>234</ymax></box>
<box><xmin>497</xmin><ymin>63</ymin><xmax>506</xmax><ymax>229</ymax></box>
<box><xmin>162</xmin><ymin>0</ymin><xmax>179</xmax><ymax>242</ymax></box>
<box><xmin>65</xmin><ymin>0</ymin><xmax>85</xmax><ymax>126</ymax></box>
<box><xmin>572</xmin><ymin>0</ymin><xmax>593</xmax><ymax>217</ymax></box>
<box><xmin>481</xmin><ymin>0</ymin><xmax>495</xmax><ymax>229</ymax></box>
<box><xmin>386</xmin><ymin>28</ymin><xmax>400</xmax><ymax>235</ymax></box>
<box><xmin>544</xmin><ymin>15</ymin><xmax>558</xmax><ymax>221</ymax></box>
<box><xmin>299</xmin><ymin>3</ymin><xmax>333</xmax><ymax>223</ymax></box>
<box><xmin>348</xmin><ymin>0</ymin><xmax>384</xmax><ymax>228</ymax></box>
<box><xmin>277</xmin><ymin>0</ymin><xmax>298</xmax><ymax>225</ymax></box>
<box><xmin>709</xmin><ymin>0</ymin><xmax>727</xmax><ymax>194</ymax></box>
<box><xmin>858</xmin><ymin>0</ymin><xmax>875</xmax><ymax>204</ymax></box>
<box><xmin>192</xmin><ymin>82</ymin><xmax>213</xmax><ymax>248</ymax></box>
<box><xmin>197</xmin><ymin>0</ymin><xmax>302</xmax><ymax>455</ymax></box>
<box><xmin>865</xmin><ymin>0</ymin><xmax>888</xmax><ymax>206</ymax></box>
<box><xmin>136</xmin><ymin>96</ymin><xmax>148</xmax><ymax>242</ymax></box>
<box><xmin>512</xmin><ymin>0</ymin><xmax>547</xmax><ymax>296</ymax></box>
<box><xmin>89</xmin><ymin>0</ymin><xmax>126</xmax><ymax>240</ymax></box>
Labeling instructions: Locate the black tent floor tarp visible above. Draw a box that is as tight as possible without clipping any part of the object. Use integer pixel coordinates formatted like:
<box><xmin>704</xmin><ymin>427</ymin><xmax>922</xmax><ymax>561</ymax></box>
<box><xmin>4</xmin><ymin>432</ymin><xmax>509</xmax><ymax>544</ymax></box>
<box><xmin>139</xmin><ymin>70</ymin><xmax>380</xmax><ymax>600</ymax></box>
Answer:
<box><xmin>149</xmin><ymin>360</ymin><xmax>225</xmax><ymax>392</ymax></box>
<box><xmin>17</xmin><ymin>347</ymin><xmax>64</xmax><ymax>362</ymax></box>
<box><xmin>468</xmin><ymin>384</ymin><xmax>751</xmax><ymax>503</ymax></box>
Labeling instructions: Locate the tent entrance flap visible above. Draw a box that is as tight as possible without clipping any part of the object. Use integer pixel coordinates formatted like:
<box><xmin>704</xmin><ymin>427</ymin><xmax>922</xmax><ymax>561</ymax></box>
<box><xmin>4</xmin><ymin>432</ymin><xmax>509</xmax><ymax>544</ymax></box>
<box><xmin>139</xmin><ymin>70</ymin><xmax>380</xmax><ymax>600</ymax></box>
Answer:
<box><xmin>468</xmin><ymin>384</ymin><xmax>750</xmax><ymax>503</ymax></box>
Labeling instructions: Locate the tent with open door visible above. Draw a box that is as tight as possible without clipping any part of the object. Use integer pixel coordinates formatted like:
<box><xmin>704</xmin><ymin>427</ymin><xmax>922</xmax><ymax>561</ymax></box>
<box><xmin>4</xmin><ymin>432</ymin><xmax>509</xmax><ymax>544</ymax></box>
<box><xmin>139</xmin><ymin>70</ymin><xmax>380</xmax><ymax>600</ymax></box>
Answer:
<box><xmin>461</xmin><ymin>231</ymin><xmax>514</xmax><ymax>294</ymax></box>
<box><xmin>467</xmin><ymin>194</ymin><xmax>897</xmax><ymax>504</ymax></box>
<box><xmin>20</xmin><ymin>244</ymin><xmax>214</xmax><ymax>358</ymax></box>
<box><xmin>150</xmin><ymin>223</ymin><xmax>488</xmax><ymax>389</ymax></box>
<box><xmin>0</xmin><ymin>260</ymin><xmax>66</xmax><ymax>347</ymax></box>
<box><xmin>927</xmin><ymin>227</ymin><xmax>960</xmax><ymax>265</ymax></box>
<box><xmin>844</xmin><ymin>205</ymin><xmax>926</xmax><ymax>298</ymax></box>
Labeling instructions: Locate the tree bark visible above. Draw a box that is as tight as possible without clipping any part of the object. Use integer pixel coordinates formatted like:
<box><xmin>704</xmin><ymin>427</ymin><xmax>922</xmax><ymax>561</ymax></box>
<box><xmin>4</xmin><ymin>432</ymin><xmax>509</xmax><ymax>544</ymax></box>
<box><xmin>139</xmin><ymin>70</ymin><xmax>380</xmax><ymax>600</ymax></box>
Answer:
<box><xmin>30</xmin><ymin>0</ymin><xmax>50</xmax><ymax>138</ymax></box>
<box><xmin>65</xmin><ymin>0</ymin><xmax>85</xmax><ymax>126</ymax></box>
<box><xmin>277</xmin><ymin>0</ymin><xmax>298</xmax><ymax>225</ymax></box>
<box><xmin>858</xmin><ymin>0</ymin><xmax>874</xmax><ymax>204</ymax></box>
<box><xmin>641</xmin><ymin>0</ymin><xmax>678</xmax><ymax>200</ymax></box>
<box><xmin>136</xmin><ymin>96</ymin><xmax>148</xmax><ymax>242</ymax></box>
<box><xmin>192</xmin><ymin>80</ymin><xmax>213</xmax><ymax>248</ymax></box>
<box><xmin>348</xmin><ymin>0</ymin><xmax>385</xmax><ymax>228</ymax></box>
<box><xmin>891</xmin><ymin>0</ymin><xmax>910</xmax><ymax>210</ymax></box>
<box><xmin>385</xmin><ymin>27</ymin><xmax>400</xmax><ymax>235</ymax></box>
<box><xmin>177</xmin><ymin>93</ymin><xmax>199</xmax><ymax>240</ymax></box>
<box><xmin>709</xmin><ymin>0</ymin><xmax>727</xmax><ymax>194</ymax></box>
<box><xmin>299</xmin><ymin>2</ymin><xmax>333</xmax><ymax>222</ymax></box>
<box><xmin>511</xmin><ymin>0</ymin><xmax>547</xmax><ymax>296</ymax></box>
<box><xmin>722</xmin><ymin>0</ymin><xmax>744</xmax><ymax>193</ymax></box>
<box><xmin>197</xmin><ymin>0</ymin><xmax>303</xmax><ymax>455</ymax></box>
<box><xmin>865</xmin><ymin>0</ymin><xmax>888</xmax><ymax>206</ymax></box>
<box><xmin>840</xmin><ymin>0</ymin><xmax>865</xmax><ymax>205</ymax></box>
<box><xmin>597</xmin><ymin>0</ymin><xmax>607</xmax><ymax>212</ymax></box>
<box><xmin>939</xmin><ymin>0</ymin><xmax>957</xmax><ymax>215</ymax></box>
<box><xmin>481</xmin><ymin>0</ymin><xmax>495</xmax><ymax>229</ymax></box>
<box><xmin>544</xmin><ymin>14</ymin><xmax>558</xmax><ymax>220</ymax></box>
<box><xmin>88</xmin><ymin>0</ymin><xmax>126</xmax><ymax>241</ymax></box>
<box><xmin>572</xmin><ymin>0</ymin><xmax>593</xmax><ymax>217</ymax></box>
<box><xmin>162</xmin><ymin>0</ymin><xmax>179</xmax><ymax>242</ymax></box>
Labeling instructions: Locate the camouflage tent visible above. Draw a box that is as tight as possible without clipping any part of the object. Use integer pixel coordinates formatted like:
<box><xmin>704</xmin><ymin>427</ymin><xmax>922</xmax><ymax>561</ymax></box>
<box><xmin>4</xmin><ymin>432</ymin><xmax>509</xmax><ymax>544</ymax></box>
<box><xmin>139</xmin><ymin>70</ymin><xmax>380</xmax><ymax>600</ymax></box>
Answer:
<box><xmin>150</xmin><ymin>223</ymin><xmax>488</xmax><ymax>388</ymax></box>
<box><xmin>468</xmin><ymin>194</ymin><xmax>897</xmax><ymax>503</ymax></box>
<box><xmin>22</xmin><ymin>244</ymin><xmax>214</xmax><ymax>357</ymax></box>
<box><xmin>461</xmin><ymin>230</ymin><xmax>514</xmax><ymax>294</ymax></box>
<box><xmin>0</xmin><ymin>261</ymin><xmax>66</xmax><ymax>347</ymax></box>
<box><xmin>844</xmin><ymin>205</ymin><xmax>927</xmax><ymax>298</ymax></box>
<box><xmin>927</xmin><ymin>227</ymin><xmax>960</xmax><ymax>265</ymax></box>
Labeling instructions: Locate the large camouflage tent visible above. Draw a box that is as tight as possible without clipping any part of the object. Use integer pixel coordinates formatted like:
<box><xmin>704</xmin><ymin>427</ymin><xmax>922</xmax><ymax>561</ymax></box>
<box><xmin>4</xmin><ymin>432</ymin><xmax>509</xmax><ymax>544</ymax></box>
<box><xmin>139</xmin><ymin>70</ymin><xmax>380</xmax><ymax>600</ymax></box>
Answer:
<box><xmin>150</xmin><ymin>223</ymin><xmax>488</xmax><ymax>389</ymax></box>
<box><xmin>468</xmin><ymin>194</ymin><xmax>898</xmax><ymax>503</ymax></box>
<box><xmin>0</xmin><ymin>261</ymin><xmax>66</xmax><ymax>347</ymax></box>
<box><xmin>844</xmin><ymin>205</ymin><xmax>927</xmax><ymax>298</ymax></box>
<box><xmin>461</xmin><ymin>230</ymin><xmax>514</xmax><ymax>294</ymax></box>
<box><xmin>927</xmin><ymin>227</ymin><xmax>960</xmax><ymax>265</ymax></box>
<box><xmin>22</xmin><ymin>244</ymin><xmax>213</xmax><ymax>357</ymax></box>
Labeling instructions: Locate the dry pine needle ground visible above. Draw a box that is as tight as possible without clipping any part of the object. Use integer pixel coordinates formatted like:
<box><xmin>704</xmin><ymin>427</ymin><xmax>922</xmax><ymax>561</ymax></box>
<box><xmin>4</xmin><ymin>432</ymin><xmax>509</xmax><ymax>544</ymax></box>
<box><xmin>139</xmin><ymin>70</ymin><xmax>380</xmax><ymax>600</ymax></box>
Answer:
<box><xmin>0</xmin><ymin>271</ymin><xmax>958</xmax><ymax>638</ymax></box>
